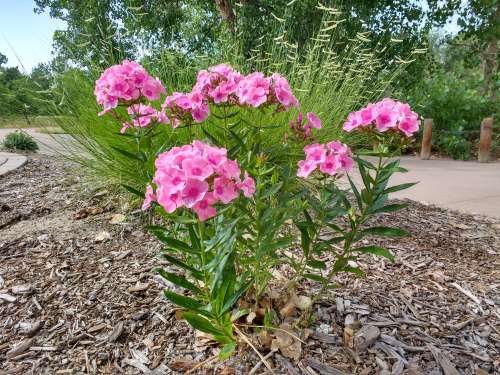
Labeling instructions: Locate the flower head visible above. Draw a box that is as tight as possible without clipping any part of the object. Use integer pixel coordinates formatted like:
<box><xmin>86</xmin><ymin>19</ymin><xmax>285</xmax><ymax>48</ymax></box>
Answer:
<box><xmin>95</xmin><ymin>60</ymin><xmax>165</xmax><ymax>115</ymax></box>
<box><xmin>297</xmin><ymin>140</ymin><xmax>353</xmax><ymax>178</ymax></box>
<box><xmin>144</xmin><ymin>141</ymin><xmax>255</xmax><ymax>221</ymax></box>
<box><xmin>342</xmin><ymin>98</ymin><xmax>419</xmax><ymax>137</ymax></box>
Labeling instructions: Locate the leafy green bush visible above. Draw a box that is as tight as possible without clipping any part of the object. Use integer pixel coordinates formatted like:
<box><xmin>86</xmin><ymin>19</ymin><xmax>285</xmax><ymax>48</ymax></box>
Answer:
<box><xmin>437</xmin><ymin>134</ymin><xmax>471</xmax><ymax>160</ymax></box>
<box><xmin>2</xmin><ymin>131</ymin><xmax>39</xmax><ymax>152</ymax></box>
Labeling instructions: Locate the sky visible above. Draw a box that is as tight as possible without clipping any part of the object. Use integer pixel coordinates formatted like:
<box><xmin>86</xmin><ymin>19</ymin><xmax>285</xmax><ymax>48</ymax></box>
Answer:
<box><xmin>0</xmin><ymin>1</ymin><xmax>66</xmax><ymax>72</ymax></box>
<box><xmin>0</xmin><ymin>1</ymin><xmax>461</xmax><ymax>73</ymax></box>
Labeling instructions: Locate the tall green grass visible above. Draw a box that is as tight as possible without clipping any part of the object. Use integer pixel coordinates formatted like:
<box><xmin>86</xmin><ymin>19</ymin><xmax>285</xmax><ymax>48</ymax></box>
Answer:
<box><xmin>49</xmin><ymin>3</ymin><xmax>422</xmax><ymax>194</ymax></box>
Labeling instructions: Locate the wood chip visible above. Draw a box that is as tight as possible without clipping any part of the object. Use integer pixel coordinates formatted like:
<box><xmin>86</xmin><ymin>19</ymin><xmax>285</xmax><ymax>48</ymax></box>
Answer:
<box><xmin>127</xmin><ymin>283</ymin><xmax>149</xmax><ymax>293</ymax></box>
<box><xmin>354</xmin><ymin>325</ymin><xmax>380</xmax><ymax>352</ymax></box>
<box><xmin>106</xmin><ymin>321</ymin><xmax>124</xmax><ymax>342</ymax></box>
<box><xmin>302</xmin><ymin>358</ymin><xmax>349</xmax><ymax>375</ymax></box>
<box><xmin>6</xmin><ymin>339</ymin><xmax>33</xmax><ymax>359</ymax></box>
<box><xmin>427</xmin><ymin>344</ymin><xmax>460</xmax><ymax>375</ymax></box>
<box><xmin>0</xmin><ymin>293</ymin><xmax>16</xmax><ymax>303</ymax></box>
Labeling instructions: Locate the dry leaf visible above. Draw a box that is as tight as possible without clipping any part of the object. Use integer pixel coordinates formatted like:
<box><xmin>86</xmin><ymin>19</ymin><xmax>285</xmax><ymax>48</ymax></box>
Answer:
<box><xmin>280</xmin><ymin>300</ymin><xmax>296</xmax><ymax>318</ymax></box>
<box><xmin>109</xmin><ymin>213</ymin><xmax>126</xmax><ymax>224</ymax></box>
<box><xmin>94</xmin><ymin>231</ymin><xmax>111</xmax><ymax>242</ymax></box>
<box><xmin>218</xmin><ymin>366</ymin><xmax>235</xmax><ymax>375</ymax></box>
<box><xmin>292</xmin><ymin>295</ymin><xmax>312</xmax><ymax>310</ymax></box>
<box><xmin>271</xmin><ymin>324</ymin><xmax>301</xmax><ymax>361</ymax></box>
<box><xmin>168</xmin><ymin>357</ymin><xmax>199</xmax><ymax>371</ymax></box>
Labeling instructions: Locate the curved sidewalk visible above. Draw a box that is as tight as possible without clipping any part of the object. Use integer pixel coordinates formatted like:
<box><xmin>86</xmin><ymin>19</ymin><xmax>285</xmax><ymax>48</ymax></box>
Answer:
<box><xmin>349</xmin><ymin>156</ymin><xmax>500</xmax><ymax>219</ymax></box>
<box><xmin>0</xmin><ymin>152</ymin><xmax>28</xmax><ymax>176</ymax></box>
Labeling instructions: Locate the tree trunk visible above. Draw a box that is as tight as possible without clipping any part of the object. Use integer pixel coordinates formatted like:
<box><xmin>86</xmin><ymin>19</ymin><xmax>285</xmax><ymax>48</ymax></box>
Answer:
<box><xmin>481</xmin><ymin>39</ymin><xmax>498</xmax><ymax>100</ymax></box>
<box><xmin>215</xmin><ymin>0</ymin><xmax>236</xmax><ymax>33</ymax></box>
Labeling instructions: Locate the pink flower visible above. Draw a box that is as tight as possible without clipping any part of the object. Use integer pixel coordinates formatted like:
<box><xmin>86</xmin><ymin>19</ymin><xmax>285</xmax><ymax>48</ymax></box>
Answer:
<box><xmin>237</xmin><ymin>172</ymin><xmax>256</xmax><ymax>198</ymax></box>
<box><xmin>305</xmin><ymin>112</ymin><xmax>322</xmax><ymax>129</ymax></box>
<box><xmin>270</xmin><ymin>73</ymin><xmax>299</xmax><ymax>110</ymax></box>
<box><xmin>182</xmin><ymin>157</ymin><xmax>213</xmax><ymax>180</ymax></box>
<box><xmin>147</xmin><ymin>141</ymin><xmax>255</xmax><ymax>219</ymax></box>
<box><xmin>343</xmin><ymin>112</ymin><xmax>362</xmax><ymax>132</ymax></box>
<box><xmin>237</xmin><ymin>72</ymin><xmax>270</xmax><ymax>108</ymax></box>
<box><xmin>95</xmin><ymin>60</ymin><xmax>165</xmax><ymax>114</ymax></box>
<box><xmin>359</xmin><ymin>103</ymin><xmax>376</xmax><ymax>125</ymax></box>
<box><xmin>213</xmin><ymin>177</ymin><xmax>239</xmax><ymax>204</ymax></box>
<box><xmin>298</xmin><ymin>140</ymin><xmax>353</xmax><ymax>179</ymax></box>
<box><xmin>304</xmin><ymin>144</ymin><xmax>326</xmax><ymax>164</ymax></box>
<box><xmin>193</xmin><ymin>193</ymin><xmax>217</xmax><ymax>221</ymax></box>
<box><xmin>319</xmin><ymin>155</ymin><xmax>340</xmax><ymax>175</ymax></box>
<box><xmin>157</xmin><ymin>189</ymin><xmax>181</xmax><ymax>213</ymax></box>
<box><xmin>398</xmin><ymin>114</ymin><xmax>419</xmax><ymax>136</ymax></box>
<box><xmin>142</xmin><ymin>185</ymin><xmax>156</xmax><ymax>210</ymax></box>
<box><xmin>181</xmin><ymin>179</ymin><xmax>209</xmax><ymax>208</ymax></box>
<box><xmin>297</xmin><ymin>159</ymin><xmax>317</xmax><ymax>178</ymax></box>
<box><xmin>343</xmin><ymin>99</ymin><xmax>419</xmax><ymax>137</ymax></box>
<box><xmin>127</xmin><ymin>104</ymin><xmax>158</xmax><ymax>128</ymax></box>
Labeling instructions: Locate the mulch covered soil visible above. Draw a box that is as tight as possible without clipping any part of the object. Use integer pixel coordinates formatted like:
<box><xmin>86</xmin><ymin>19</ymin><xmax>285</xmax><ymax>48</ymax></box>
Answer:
<box><xmin>1</xmin><ymin>156</ymin><xmax>499</xmax><ymax>375</ymax></box>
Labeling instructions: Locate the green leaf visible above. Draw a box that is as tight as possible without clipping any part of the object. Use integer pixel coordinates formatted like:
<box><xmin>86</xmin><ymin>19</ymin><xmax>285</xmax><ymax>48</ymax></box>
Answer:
<box><xmin>219</xmin><ymin>341</ymin><xmax>237</xmax><ymax>361</ymax></box>
<box><xmin>182</xmin><ymin>312</ymin><xmax>222</xmax><ymax>336</ymax></box>
<box><xmin>260</xmin><ymin>182</ymin><xmax>283</xmax><ymax>199</ymax></box>
<box><xmin>347</xmin><ymin>173</ymin><xmax>362</xmax><ymax>209</ymax></box>
<box><xmin>111</xmin><ymin>146</ymin><xmax>146</xmax><ymax>162</ymax></box>
<box><xmin>146</xmin><ymin>226</ymin><xmax>197</xmax><ymax>253</ymax></box>
<box><xmin>344</xmin><ymin>266</ymin><xmax>365</xmax><ymax>278</ymax></box>
<box><xmin>296</xmin><ymin>222</ymin><xmax>311</xmax><ymax>258</ymax></box>
<box><xmin>303</xmin><ymin>273</ymin><xmax>328</xmax><ymax>283</ymax></box>
<box><xmin>155</xmin><ymin>269</ymin><xmax>202</xmax><ymax>294</ymax></box>
<box><xmin>221</xmin><ymin>282</ymin><xmax>251</xmax><ymax>315</ymax></box>
<box><xmin>352</xmin><ymin>246</ymin><xmax>395</xmax><ymax>262</ymax></box>
<box><xmin>369</xmin><ymin>203</ymin><xmax>408</xmax><ymax>214</ymax></box>
<box><xmin>122</xmin><ymin>184</ymin><xmax>144</xmax><ymax>198</ymax></box>
<box><xmin>361</xmin><ymin>226</ymin><xmax>410</xmax><ymax>237</ymax></box>
<box><xmin>307</xmin><ymin>259</ymin><xmax>327</xmax><ymax>270</ymax></box>
<box><xmin>383</xmin><ymin>182</ymin><xmax>417</xmax><ymax>194</ymax></box>
<box><xmin>161</xmin><ymin>254</ymin><xmax>204</xmax><ymax>280</ymax></box>
<box><xmin>163</xmin><ymin>290</ymin><xmax>208</xmax><ymax>314</ymax></box>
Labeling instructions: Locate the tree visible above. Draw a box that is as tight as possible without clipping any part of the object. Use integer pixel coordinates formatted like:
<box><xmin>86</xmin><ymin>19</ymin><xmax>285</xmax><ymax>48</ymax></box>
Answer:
<box><xmin>0</xmin><ymin>52</ymin><xmax>7</xmax><ymax>66</ymax></box>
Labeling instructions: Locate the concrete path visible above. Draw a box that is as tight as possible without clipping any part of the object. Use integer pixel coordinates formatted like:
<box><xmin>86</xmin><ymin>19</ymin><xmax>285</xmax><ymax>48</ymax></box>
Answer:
<box><xmin>1</xmin><ymin>127</ymin><xmax>499</xmax><ymax>218</ymax></box>
<box><xmin>0</xmin><ymin>152</ymin><xmax>28</xmax><ymax>176</ymax></box>
<box><xmin>0</xmin><ymin>128</ymin><xmax>73</xmax><ymax>156</ymax></box>
<box><xmin>349</xmin><ymin>156</ymin><xmax>500</xmax><ymax>219</ymax></box>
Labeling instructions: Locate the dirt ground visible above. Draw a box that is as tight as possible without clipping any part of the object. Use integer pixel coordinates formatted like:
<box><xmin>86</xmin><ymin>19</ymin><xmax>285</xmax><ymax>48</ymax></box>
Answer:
<box><xmin>1</xmin><ymin>156</ymin><xmax>499</xmax><ymax>375</ymax></box>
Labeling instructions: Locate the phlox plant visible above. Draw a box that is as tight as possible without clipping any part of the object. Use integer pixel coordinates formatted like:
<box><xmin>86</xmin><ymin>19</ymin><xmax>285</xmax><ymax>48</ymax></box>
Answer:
<box><xmin>94</xmin><ymin>60</ymin><xmax>419</xmax><ymax>360</ymax></box>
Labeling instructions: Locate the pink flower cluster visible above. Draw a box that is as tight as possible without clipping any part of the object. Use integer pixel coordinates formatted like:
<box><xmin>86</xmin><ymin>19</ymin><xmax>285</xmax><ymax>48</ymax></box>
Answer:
<box><xmin>297</xmin><ymin>141</ymin><xmax>354</xmax><ymax>178</ymax></box>
<box><xmin>120</xmin><ymin>104</ymin><xmax>161</xmax><ymax>134</ymax></box>
<box><xmin>95</xmin><ymin>60</ymin><xmax>165</xmax><ymax>115</ymax></box>
<box><xmin>143</xmin><ymin>141</ymin><xmax>256</xmax><ymax>221</ymax></box>
<box><xmin>343</xmin><ymin>98</ymin><xmax>419</xmax><ymax>137</ymax></box>
<box><xmin>289</xmin><ymin>112</ymin><xmax>322</xmax><ymax>140</ymax></box>
<box><xmin>158</xmin><ymin>64</ymin><xmax>300</xmax><ymax>127</ymax></box>
<box><xmin>161</xmin><ymin>91</ymin><xmax>209</xmax><ymax>127</ymax></box>
<box><xmin>193</xmin><ymin>64</ymin><xmax>243</xmax><ymax>104</ymax></box>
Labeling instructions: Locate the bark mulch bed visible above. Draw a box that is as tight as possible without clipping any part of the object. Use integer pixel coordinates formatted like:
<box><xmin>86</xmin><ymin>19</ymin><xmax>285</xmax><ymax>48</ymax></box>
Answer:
<box><xmin>1</xmin><ymin>156</ymin><xmax>499</xmax><ymax>375</ymax></box>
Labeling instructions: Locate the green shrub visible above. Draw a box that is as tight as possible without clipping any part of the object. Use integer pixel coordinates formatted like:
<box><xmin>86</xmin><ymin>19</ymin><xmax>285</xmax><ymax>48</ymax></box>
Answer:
<box><xmin>2</xmin><ymin>131</ymin><xmax>39</xmax><ymax>152</ymax></box>
<box><xmin>437</xmin><ymin>135</ymin><xmax>471</xmax><ymax>160</ymax></box>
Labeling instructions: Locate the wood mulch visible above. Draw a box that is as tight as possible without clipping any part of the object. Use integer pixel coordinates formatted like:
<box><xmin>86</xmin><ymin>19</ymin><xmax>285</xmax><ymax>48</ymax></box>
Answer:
<box><xmin>1</xmin><ymin>156</ymin><xmax>499</xmax><ymax>375</ymax></box>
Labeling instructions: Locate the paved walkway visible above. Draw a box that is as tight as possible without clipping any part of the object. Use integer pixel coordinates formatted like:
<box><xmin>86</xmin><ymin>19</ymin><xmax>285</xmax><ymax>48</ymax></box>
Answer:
<box><xmin>0</xmin><ymin>128</ymin><xmax>72</xmax><ymax>155</ymax></box>
<box><xmin>0</xmin><ymin>152</ymin><xmax>28</xmax><ymax>176</ymax></box>
<box><xmin>349</xmin><ymin>156</ymin><xmax>500</xmax><ymax>219</ymax></box>
<box><xmin>0</xmin><ymin>128</ymin><xmax>499</xmax><ymax>218</ymax></box>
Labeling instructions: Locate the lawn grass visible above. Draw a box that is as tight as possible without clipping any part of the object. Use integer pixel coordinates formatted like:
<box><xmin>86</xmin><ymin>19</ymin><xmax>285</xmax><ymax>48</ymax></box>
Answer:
<box><xmin>0</xmin><ymin>115</ymin><xmax>64</xmax><ymax>129</ymax></box>
<box><xmin>0</xmin><ymin>116</ymin><xmax>67</xmax><ymax>134</ymax></box>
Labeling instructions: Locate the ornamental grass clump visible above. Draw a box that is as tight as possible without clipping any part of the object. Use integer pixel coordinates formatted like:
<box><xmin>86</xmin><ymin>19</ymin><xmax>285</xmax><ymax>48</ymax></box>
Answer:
<box><xmin>93</xmin><ymin>60</ymin><xmax>419</xmax><ymax>361</ymax></box>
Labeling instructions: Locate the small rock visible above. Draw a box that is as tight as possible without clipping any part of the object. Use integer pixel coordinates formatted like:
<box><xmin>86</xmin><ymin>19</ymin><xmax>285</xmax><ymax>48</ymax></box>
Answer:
<box><xmin>7</xmin><ymin>338</ymin><xmax>33</xmax><ymax>359</ymax></box>
<box><xmin>0</xmin><ymin>293</ymin><xmax>17</xmax><ymax>303</ymax></box>
<box><xmin>127</xmin><ymin>283</ymin><xmax>149</xmax><ymax>293</ymax></box>
<box><xmin>292</xmin><ymin>295</ymin><xmax>312</xmax><ymax>310</ymax></box>
<box><xmin>94</xmin><ymin>231</ymin><xmax>111</xmax><ymax>243</ymax></box>
<box><xmin>354</xmin><ymin>325</ymin><xmax>380</xmax><ymax>352</ymax></box>
<box><xmin>109</xmin><ymin>213</ymin><xmax>126</xmax><ymax>224</ymax></box>
<box><xmin>11</xmin><ymin>284</ymin><xmax>34</xmax><ymax>295</ymax></box>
